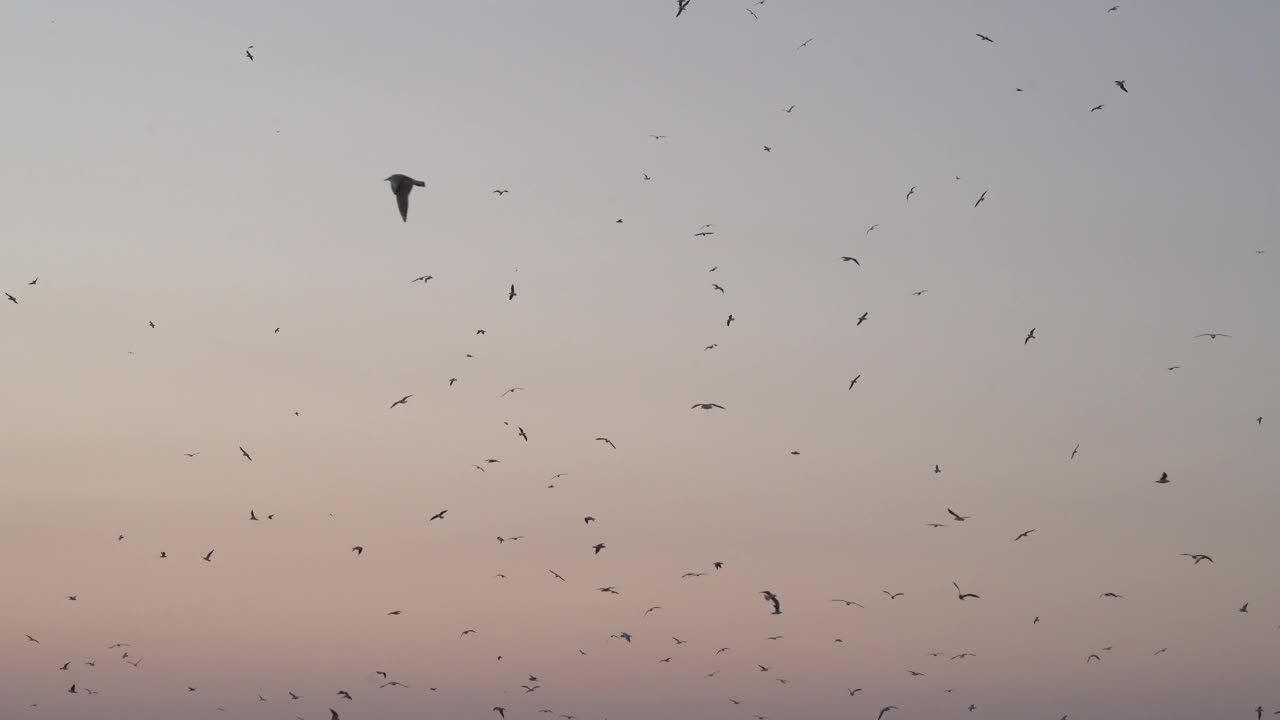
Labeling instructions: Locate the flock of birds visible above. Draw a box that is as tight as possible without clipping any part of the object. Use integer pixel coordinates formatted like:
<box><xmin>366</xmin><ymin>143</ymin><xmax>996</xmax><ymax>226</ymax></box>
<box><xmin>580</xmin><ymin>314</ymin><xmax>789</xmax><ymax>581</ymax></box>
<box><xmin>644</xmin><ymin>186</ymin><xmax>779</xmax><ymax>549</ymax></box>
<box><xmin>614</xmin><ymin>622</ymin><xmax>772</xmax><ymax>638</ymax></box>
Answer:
<box><xmin>5</xmin><ymin>2</ymin><xmax>1276</xmax><ymax>720</ymax></box>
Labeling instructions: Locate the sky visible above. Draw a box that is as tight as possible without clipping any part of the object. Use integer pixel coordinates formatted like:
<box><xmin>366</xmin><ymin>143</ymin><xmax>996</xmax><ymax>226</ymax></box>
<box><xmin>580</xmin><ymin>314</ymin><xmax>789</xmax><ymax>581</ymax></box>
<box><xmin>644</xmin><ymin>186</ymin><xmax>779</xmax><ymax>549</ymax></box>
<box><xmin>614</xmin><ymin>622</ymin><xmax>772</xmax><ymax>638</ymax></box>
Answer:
<box><xmin>1</xmin><ymin>1</ymin><xmax>1279</xmax><ymax>718</ymax></box>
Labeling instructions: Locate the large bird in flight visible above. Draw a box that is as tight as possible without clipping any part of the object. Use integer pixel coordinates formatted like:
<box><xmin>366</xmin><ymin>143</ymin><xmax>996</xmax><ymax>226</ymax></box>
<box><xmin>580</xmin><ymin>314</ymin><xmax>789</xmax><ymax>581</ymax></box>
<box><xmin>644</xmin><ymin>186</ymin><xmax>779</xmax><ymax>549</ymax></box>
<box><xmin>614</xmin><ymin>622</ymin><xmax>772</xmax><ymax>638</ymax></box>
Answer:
<box><xmin>385</xmin><ymin>174</ymin><xmax>425</xmax><ymax>222</ymax></box>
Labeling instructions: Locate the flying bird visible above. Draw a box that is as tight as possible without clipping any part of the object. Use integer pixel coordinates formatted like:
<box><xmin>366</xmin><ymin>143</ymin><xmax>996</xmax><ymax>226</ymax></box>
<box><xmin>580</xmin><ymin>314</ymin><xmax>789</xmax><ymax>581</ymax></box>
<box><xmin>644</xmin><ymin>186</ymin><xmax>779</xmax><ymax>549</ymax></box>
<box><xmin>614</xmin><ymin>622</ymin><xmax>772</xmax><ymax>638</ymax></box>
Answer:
<box><xmin>595</xmin><ymin>437</ymin><xmax>617</xmax><ymax>449</ymax></box>
<box><xmin>906</xmin><ymin>186</ymin><xmax>916</xmax><ymax>202</ymax></box>
<box><xmin>1015</xmin><ymin>529</ymin><xmax>1036</xmax><ymax>541</ymax></box>
<box><xmin>796</xmin><ymin>37</ymin><xmax>814</xmax><ymax>50</ymax></box>
<box><xmin>974</xmin><ymin>190</ymin><xmax>988</xmax><ymax>208</ymax></box>
<box><xmin>1180</xmin><ymin>554</ymin><xmax>1214</xmax><ymax>564</ymax></box>
<box><xmin>953</xmin><ymin>581</ymin><xmax>980</xmax><ymax>600</ymax></box>
<box><xmin>878</xmin><ymin>707</ymin><xmax>898</xmax><ymax>720</ymax></box>
<box><xmin>1025</xmin><ymin>328</ymin><xmax>1036</xmax><ymax>344</ymax></box>
<box><xmin>5</xmin><ymin>293</ymin><xmax>17</xmax><ymax>304</ymax></box>
<box><xmin>492</xmin><ymin>189</ymin><xmax>509</xmax><ymax>195</ymax></box>
<box><xmin>429</xmin><ymin>509</ymin><xmax>448</xmax><ymax>521</ymax></box>
<box><xmin>1071</xmin><ymin>444</ymin><xmax>1080</xmax><ymax>459</ymax></box>
<box><xmin>675</xmin><ymin>0</ymin><xmax>690</xmax><ymax>18</ymax></box>
<box><xmin>849</xmin><ymin>375</ymin><xmax>861</xmax><ymax>389</ymax></box>
<box><xmin>947</xmin><ymin>508</ymin><xmax>970</xmax><ymax>522</ymax></box>
<box><xmin>1156</xmin><ymin>472</ymin><xmax>1170</xmax><ymax>484</ymax></box>
<box><xmin>1115</xmin><ymin>80</ymin><xmax>1128</xmax><ymax>93</ymax></box>
<box><xmin>508</xmin><ymin>284</ymin><xmax>517</xmax><ymax>300</ymax></box>
<box><xmin>239</xmin><ymin>446</ymin><xmax>252</xmax><ymax>462</ymax></box>
<box><xmin>1194</xmin><ymin>333</ymin><xmax>1230</xmax><ymax>339</ymax></box>
<box><xmin>592</xmin><ymin>543</ymin><xmax>607</xmax><ymax>554</ymax></box>
<box><xmin>1091</xmin><ymin>104</ymin><xmax>1105</xmax><ymax>112</ymax></box>
<box><xmin>761</xmin><ymin>590</ymin><xmax>782</xmax><ymax>614</ymax></box>
<box><xmin>976</xmin><ymin>34</ymin><xmax>994</xmax><ymax>42</ymax></box>
<box><xmin>389</xmin><ymin>394</ymin><xmax>413</xmax><ymax>410</ymax></box>
<box><xmin>884</xmin><ymin>591</ymin><xmax>904</xmax><ymax>599</ymax></box>
<box><xmin>691</xmin><ymin>403</ymin><xmax>725</xmax><ymax>410</ymax></box>
<box><xmin>831</xmin><ymin>599</ymin><xmax>865</xmax><ymax>607</ymax></box>
<box><xmin>856</xmin><ymin>312</ymin><xmax>868</xmax><ymax>326</ymax></box>
<box><xmin>201</xmin><ymin>549</ymin><xmax>214</xmax><ymax>562</ymax></box>
<box><xmin>385</xmin><ymin>174</ymin><xmax>425</xmax><ymax>222</ymax></box>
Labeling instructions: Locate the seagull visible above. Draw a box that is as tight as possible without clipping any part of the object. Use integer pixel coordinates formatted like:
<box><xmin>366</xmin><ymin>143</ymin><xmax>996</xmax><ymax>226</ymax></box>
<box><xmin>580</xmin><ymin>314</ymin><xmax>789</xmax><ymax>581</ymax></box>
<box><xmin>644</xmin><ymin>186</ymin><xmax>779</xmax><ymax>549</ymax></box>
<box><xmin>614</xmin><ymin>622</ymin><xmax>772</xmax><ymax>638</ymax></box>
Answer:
<box><xmin>762</xmin><ymin>146</ymin><xmax>771</xmax><ymax>152</ymax></box>
<box><xmin>385</xmin><ymin>174</ymin><xmax>425</xmax><ymax>222</ymax></box>
<box><xmin>714</xmin><ymin>561</ymin><xmax>724</xmax><ymax>569</ymax></box>
<box><xmin>1100</xmin><ymin>592</ymin><xmax>1123</xmax><ymax>599</ymax></box>
<box><xmin>1156</xmin><ymin>471</ymin><xmax>1170</xmax><ymax>484</ymax></box>
<box><xmin>849</xmin><ymin>688</ymin><xmax>862</xmax><ymax>696</ymax></box>
<box><xmin>549</xmin><ymin>570</ymin><xmax>566</xmax><ymax>581</ymax></box>
<box><xmin>592</xmin><ymin>543</ymin><xmax>607</xmax><ymax>554</ymax></box>
<box><xmin>672</xmin><ymin>637</ymin><xmax>687</xmax><ymax>644</ymax></box>
<box><xmin>866</xmin><ymin>224</ymin><xmax>878</xmax><ymax>235</ymax></box>
<box><xmin>1091</xmin><ymin>104</ymin><xmax>1105</xmax><ymax>112</ymax></box>
<box><xmin>1180</xmin><ymin>554</ymin><xmax>1214</xmax><ymax>564</ymax></box>
<box><xmin>201</xmin><ymin>549</ymin><xmax>214</xmax><ymax>562</ymax></box>
<box><xmin>715</xmin><ymin>647</ymin><xmax>731</xmax><ymax>655</ymax></box>
<box><xmin>952</xmin><ymin>653</ymin><xmax>976</xmax><ymax>660</ymax></box>
<box><xmin>831</xmin><ymin>599</ymin><xmax>865</xmax><ymax>607</ymax></box>
<box><xmin>675</xmin><ymin>0</ymin><xmax>690</xmax><ymax>18</ymax></box>
<box><xmin>595</xmin><ymin>437</ymin><xmax>617</xmax><ymax>449</ymax></box>
<box><xmin>239</xmin><ymin>446</ymin><xmax>253</xmax><ymax>462</ymax></box>
<box><xmin>762</xmin><ymin>590</ymin><xmax>782</xmax><ymax>614</ymax></box>
<box><xmin>4</xmin><ymin>293</ymin><xmax>16</xmax><ymax>304</ymax></box>
<box><xmin>976</xmin><ymin>33</ymin><xmax>994</xmax><ymax>42</ymax></box>
<box><xmin>1071</xmin><ymin>444</ymin><xmax>1080</xmax><ymax>459</ymax></box>
<box><xmin>1087</xmin><ymin>654</ymin><xmax>1102</xmax><ymax>663</ymax></box>
<box><xmin>28</xmin><ymin>278</ymin><xmax>37</xmax><ymax>285</ymax></box>
<box><xmin>245</xmin><ymin>45</ymin><xmax>254</xmax><ymax>61</ymax></box>
<box><xmin>1240</xmin><ymin>602</ymin><xmax>1249</xmax><ymax>613</ymax></box>
<box><xmin>947</xmin><ymin>508</ymin><xmax>970</xmax><ymax>522</ymax></box>
<box><xmin>906</xmin><ymin>186</ymin><xmax>916</xmax><ymax>202</ymax></box>
<box><xmin>411</xmin><ymin>275</ymin><xmax>433</xmax><ymax>283</ymax></box>
<box><xmin>250</xmin><ymin>510</ymin><xmax>258</xmax><ymax>521</ymax></box>
<box><xmin>953</xmin><ymin>581</ymin><xmax>980</xmax><ymax>600</ymax></box>
<box><xmin>351</xmin><ymin>546</ymin><xmax>363</xmax><ymax>555</ymax></box>
<box><xmin>856</xmin><ymin>312</ymin><xmax>868</xmax><ymax>326</ymax></box>
<box><xmin>878</xmin><ymin>707</ymin><xmax>898</xmax><ymax>720</ymax></box>
<box><xmin>848</xmin><ymin>375</ymin><xmax>861</xmax><ymax>389</ymax></box>
<box><xmin>598</xmin><ymin>586</ymin><xmax>620</xmax><ymax>594</ymax></box>
<box><xmin>796</xmin><ymin>37</ymin><xmax>814</xmax><ymax>50</ymax></box>
<box><xmin>1015</xmin><ymin>529</ymin><xmax>1036</xmax><ymax>541</ymax></box>
<box><xmin>429</xmin><ymin>509</ymin><xmax>448</xmax><ymax>521</ymax></box>
<box><xmin>935</xmin><ymin>464</ymin><xmax>941</xmax><ymax>474</ymax></box>
<box><xmin>1115</xmin><ymin>80</ymin><xmax>1128</xmax><ymax>93</ymax></box>
<box><xmin>726</xmin><ymin>314</ymin><xmax>735</xmax><ymax>326</ymax></box>
<box><xmin>1025</xmin><ymin>328</ymin><xmax>1036</xmax><ymax>344</ymax></box>
<box><xmin>704</xmin><ymin>344</ymin><xmax>717</xmax><ymax>351</ymax></box>
<box><xmin>691</xmin><ymin>403</ymin><xmax>725</xmax><ymax>410</ymax></box>
<box><xmin>337</xmin><ymin>691</ymin><xmax>353</xmax><ymax>700</ymax></box>
<box><xmin>500</xmin><ymin>387</ymin><xmax>525</xmax><ymax>397</ymax></box>
<box><xmin>644</xmin><ymin>606</ymin><xmax>662</xmax><ymax>617</ymax></box>
<box><xmin>460</xmin><ymin>629</ymin><xmax>478</xmax><ymax>637</ymax></box>
<box><xmin>1109</xmin><ymin>5</ymin><xmax>1119</xmax><ymax>11</ymax></box>
<box><xmin>649</xmin><ymin>135</ymin><xmax>667</xmax><ymax>140</ymax></box>
<box><xmin>1194</xmin><ymin>333</ymin><xmax>1230</xmax><ymax>339</ymax></box>
<box><xmin>884</xmin><ymin>591</ymin><xmax>904</xmax><ymax>599</ymax></box>
<box><xmin>711</xmin><ymin>283</ymin><xmax>724</xmax><ymax>292</ymax></box>
<box><xmin>782</xmin><ymin>105</ymin><xmax>795</xmax><ymax>113</ymax></box>
<box><xmin>746</xmin><ymin>7</ymin><xmax>758</xmax><ymax>19</ymax></box>
<box><xmin>492</xmin><ymin>189</ymin><xmax>509</xmax><ymax>195</ymax></box>
<box><xmin>840</xmin><ymin>257</ymin><xmax>860</xmax><ymax>265</ymax></box>
<box><xmin>517</xmin><ymin>427</ymin><xmax>528</xmax><ymax>441</ymax></box>
<box><xmin>974</xmin><ymin>190</ymin><xmax>988</xmax><ymax>208</ymax></box>
<box><xmin>508</xmin><ymin>284</ymin><xmax>517</xmax><ymax>300</ymax></box>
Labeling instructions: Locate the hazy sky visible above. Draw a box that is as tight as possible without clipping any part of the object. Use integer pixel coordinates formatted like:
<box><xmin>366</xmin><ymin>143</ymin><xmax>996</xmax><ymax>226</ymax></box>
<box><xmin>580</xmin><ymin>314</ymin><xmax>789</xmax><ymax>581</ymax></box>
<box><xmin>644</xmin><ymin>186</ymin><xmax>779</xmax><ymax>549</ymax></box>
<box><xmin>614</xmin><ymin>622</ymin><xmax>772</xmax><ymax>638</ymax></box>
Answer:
<box><xmin>2</xmin><ymin>1</ymin><xmax>1279</xmax><ymax>719</ymax></box>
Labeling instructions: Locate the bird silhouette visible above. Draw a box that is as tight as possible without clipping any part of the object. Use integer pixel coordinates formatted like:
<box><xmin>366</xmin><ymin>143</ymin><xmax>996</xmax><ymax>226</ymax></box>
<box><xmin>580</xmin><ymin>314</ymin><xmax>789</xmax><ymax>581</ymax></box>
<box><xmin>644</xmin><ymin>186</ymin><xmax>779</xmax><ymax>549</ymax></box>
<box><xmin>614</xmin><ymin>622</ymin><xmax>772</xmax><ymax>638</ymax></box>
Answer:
<box><xmin>385</xmin><ymin>174</ymin><xmax>425</xmax><ymax>222</ymax></box>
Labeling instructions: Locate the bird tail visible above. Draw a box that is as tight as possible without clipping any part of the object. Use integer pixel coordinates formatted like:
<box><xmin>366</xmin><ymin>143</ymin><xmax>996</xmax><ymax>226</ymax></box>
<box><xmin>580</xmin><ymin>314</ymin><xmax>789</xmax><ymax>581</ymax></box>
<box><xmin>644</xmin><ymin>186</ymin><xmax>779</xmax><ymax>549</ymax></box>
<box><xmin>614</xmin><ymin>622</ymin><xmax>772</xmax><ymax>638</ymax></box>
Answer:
<box><xmin>413</xmin><ymin>180</ymin><xmax>425</xmax><ymax>187</ymax></box>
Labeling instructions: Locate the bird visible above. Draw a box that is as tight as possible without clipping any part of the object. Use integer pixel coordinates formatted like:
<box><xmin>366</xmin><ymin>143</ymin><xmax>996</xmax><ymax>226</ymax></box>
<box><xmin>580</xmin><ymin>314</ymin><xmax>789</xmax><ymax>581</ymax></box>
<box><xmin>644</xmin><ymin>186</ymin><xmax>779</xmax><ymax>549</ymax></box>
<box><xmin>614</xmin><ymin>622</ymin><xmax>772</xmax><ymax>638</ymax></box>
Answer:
<box><xmin>595</xmin><ymin>437</ymin><xmax>617</xmax><ymax>449</ymax></box>
<box><xmin>183</xmin><ymin>452</ymin><xmax>200</xmax><ymax>458</ymax></box>
<box><xmin>239</xmin><ymin>446</ymin><xmax>253</xmax><ymax>462</ymax></box>
<box><xmin>429</xmin><ymin>509</ymin><xmax>448</xmax><ymax>521</ymax></box>
<box><xmin>1025</xmin><ymin>328</ymin><xmax>1036</xmax><ymax>344</ymax></box>
<box><xmin>1180</xmin><ymin>553</ymin><xmax>1214</xmax><ymax>564</ymax></box>
<box><xmin>715</xmin><ymin>647</ymin><xmax>731</xmax><ymax>655</ymax></box>
<box><xmin>201</xmin><ymin>549</ymin><xmax>214</xmax><ymax>562</ymax></box>
<box><xmin>643</xmin><ymin>173</ymin><xmax>651</xmax><ymax>180</ymax></box>
<box><xmin>832</xmin><ymin>599</ymin><xmax>865</xmax><ymax>607</ymax></box>
<box><xmin>386</xmin><ymin>610</ymin><xmax>401</xmax><ymax>615</ymax></box>
<box><xmin>840</xmin><ymin>257</ymin><xmax>860</xmax><ymax>265</ymax></box>
<box><xmin>762</xmin><ymin>145</ymin><xmax>771</xmax><ymax>152</ymax></box>
<box><xmin>517</xmin><ymin>427</ymin><xmax>528</xmax><ymax>441</ymax></box>
<box><xmin>508</xmin><ymin>284</ymin><xmax>517</xmax><ymax>300</ymax></box>
<box><xmin>1015</xmin><ymin>529</ymin><xmax>1036</xmax><ymax>541</ymax></box>
<box><xmin>27</xmin><ymin>277</ymin><xmax>37</xmax><ymax>285</ymax></box>
<box><xmin>952</xmin><ymin>653</ymin><xmax>976</xmax><ymax>660</ymax></box>
<box><xmin>411</xmin><ymin>275</ymin><xmax>433</xmax><ymax>283</ymax></box>
<box><xmin>245</xmin><ymin>45</ymin><xmax>254</xmax><ymax>61</ymax></box>
<box><xmin>649</xmin><ymin>135</ymin><xmax>667</xmax><ymax>140</ymax></box>
<box><xmin>884</xmin><ymin>591</ymin><xmax>904</xmax><ymax>599</ymax></box>
<box><xmin>935</xmin><ymin>464</ymin><xmax>941</xmax><ymax>474</ymax></box>
<box><xmin>1071</xmin><ymin>444</ymin><xmax>1080</xmax><ymax>459</ymax></box>
<box><xmin>947</xmin><ymin>508</ymin><xmax>970</xmax><ymax>522</ymax></box>
<box><xmin>644</xmin><ymin>606</ymin><xmax>662</xmax><ymax>617</ymax></box>
<box><xmin>59</xmin><ymin>662</ymin><xmax>69</xmax><ymax>670</ymax></box>
<box><xmin>691</xmin><ymin>403</ymin><xmax>725</xmax><ymax>410</ymax></box>
<box><xmin>953</xmin><ymin>582</ymin><xmax>980</xmax><ymax>600</ymax></box>
<box><xmin>849</xmin><ymin>688</ymin><xmax>863</xmax><ymax>696</ymax></box>
<box><xmin>906</xmin><ymin>186</ymin><xmax>916</xmax><ymax>202</ymax></box>
<box><xmin>1100</xmin><ymin>592</ymin><xmax>1123</xmax><ymax>599</ymax></box>
<box><xmin>976</xmin><ymin>33</ymin><xmax>994</xmax><ymax>42</ymax></box>
<box><xmin>711</xmin><ymin>283</ymin><xmax>724</xmax><ymax>292</ymax></box>
<box><xmin>500</xmin><ymin>387</ymin><xmax>525</xmax><ymax>397</ymax></box>
<box><xmin>856</xmin><ymin>312</ymin><xmax>868</xmax><ymax>326</ymax></box>
<box><xmin>1195</xmin><ymin>332</ymin><xmax>1230</xmax><ymax>339</ymax></box>
<box><xmin>726</xmin><ymin>314</ymin><xmax>735</xmax><ymax>326</ymax></box>
<box><xmin>1156</xmin><ymin>472</ymin><xmax>1171</xmax><ymax>484</ymax></box>
<box><xmin>704</xmin><ymin>344</ymin><xmax>718</xmax><ymax>351</ymax></box>
<box><xmin>878</xmin><ymin>707</ymin><xmax>898</xmax><ymax>720</ymax></box>
<box><xmin>460</xmin><ymin>629</ymin><xmax>478</xmax><ymax>637</ymax></box>
<box><xmin>4</xmin><ymin>293</ymin><xmax>16</xmax><ymax>304</ymax></box>
<box><xmin>714</xmin><ymin>561</ymin><xmax>724</xmax><ymax>569</ymax></box>
<box><xmin>598</xmin><ymin>586</ymin><xmax>620</xmax><ymax>594</ymax></box>
<box><xmin>385</xmin><ymin>174</ymin><xmax>425</xmax><ymax>222</ymax></box>
<box><xmin>1115</xmin><ymin>80</ymin><xmax>1128</xmax><ymax>93</ymax></box>
<box><xmin>492</xmin><ymin>189</ymin><xmax>509</xmax><ymax>195</ymax></box>
<box><xmin>974</xmin><ymin>190</ymin><xmax>987</xmax><ymax>208</ymax></box>
<box><xmin>746</xmin><ymin>7</ymin><xmax>757</xmax><ymax>19</ymax></box>
<box><xmin>330</xmin><ymin>711</ymin><xmax>340</xmax><ymax>720</ymax></box>
<box><xmin>866</xmin><ymin>224</ymin><xmax>878</xmax><ymax>235</ymax></box>
<box><xmin>1240</xmin><ymin>602</ymin><xmax>1250</xmax><ymax>613</ymax></box>
<box><xmin>549</xmin><ymin>570</ymin><xmax>566</xmax><ymax>581</ymax></box>
<box><xmin>351</xmin><ymin>546</ymin><xmax>363</xmax><ymax>555</ymax></box>
<box><xmin>696</xmin><ymin>231</ymin><xmax>716</xmax><ymax>238</ymax></box>
<box><xmin>66</xmin><ymin>595</ymin><xmax>77</xmax><ymax>601</ymax></box>
<box><xmin>584</xmin><ymin>516</ymin><xmax>595</xmax><ymax>524</ymax></box>
<box><xmin>68</xmin><ymin>684</ymin><xmax>76</xmax><ymax>694</ymax></box>
<box><xmin>1091</xmin><ymin>104</ymin><xmax>1105</xmax><ymax>112</ymax></box>
<box><xmin>675</xmin><ymin>0</ymin><xmax>690</xmax><ymax>18</ymax></box>
<box><xmin>907</xmin><ymin>670</ymin><xmax>925</xmax><ymax>677</ymax></box>
<box><xmin>1087</xmin><ymin>654</ymin><xmax>1102</xmax><ymax>663</ymax></box>
<box><xmin>1109</xmin><ymin>5</ymin><xmax>1119</xmax><ymax>11</ymax></box>
<box><xmin>659</xmin><ymin>656</ymin><xmax>672</xmax><ymax>663</ymax></box>
<box><xmin>336</xmin><ymin>690</ymin><xmax>352</xmax><ymax>700</ymax></box>
<box><xmin>592</xmin><ymin>543</ymin><xmax>607</xmax><ymax>554</ymax></box>
<box><xmin>849</xmin><ymin>375</ymin><xmax>861</xmax><ymax>389</ymax></box>
<box><xmin>762</xmin><ymin>590</ymin><xmax>782</xmax><ymax>614</ymax></box>
<box><xmin>796</xmin><ymin>37</ymin><xmax>814</xmax><ymax>50</ymax></box>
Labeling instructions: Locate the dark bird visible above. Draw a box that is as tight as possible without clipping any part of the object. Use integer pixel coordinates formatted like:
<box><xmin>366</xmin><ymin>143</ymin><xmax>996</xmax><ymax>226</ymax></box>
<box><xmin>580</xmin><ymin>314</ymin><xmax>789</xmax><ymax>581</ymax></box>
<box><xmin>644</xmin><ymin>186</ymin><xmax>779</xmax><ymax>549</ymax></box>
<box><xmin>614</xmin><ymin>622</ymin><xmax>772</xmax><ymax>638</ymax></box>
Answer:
<box><xmin>148</xmin><ymin>321</ymin><xmax>155</xmax><ymax>328</ymax></box>
<box><xmin>460</xmin><ymin>629</ymin><xmax>478</xmax><ymax>637</ymax></box>
<box><xmin>330</xmin><ymin>711</ymin><xmax>340</xmax><ymax>720</ymax></box>
<box><xmin>762</xmin><ymin>145</ymin><xmax>772</xmax><ymax>153</ymax></box>
<box><xmin>500</xmin><ymin>387</ymin><xmax>525</xmax><ymax>397</ymax></box>
<box><xmin>595</xmin><ymin>437</ymin><xmax>617</xmax><ymax>449</ymax></box>
<box><xmin>1156</xmin><ymin>471</ymin><xmax>1170</xmax><ymax>484</ymax></box>
<box><xmin>1100</xmin><ymin>592</ymin><xmax>1123</xmax><ymax>598</ymax></box>
<box><xmin>1195</xmin><ymin>333</ymin><xmax>1230</xmax><ymax>339</ymax></box>
<box><xmin>762</xmin><ymin>590</ymin><xmax>782</xmax><ymax>614</ymax></box>
<box><xmin>947</xmin><ymin>508</ymin><xmax>970</xmax><ymax>522</ymax></box>
<box><xmin>1240</xmin><ymin>602</ymin><xmax>1249</xmax><ymax>613</ymax></box>
<box><xmin>935</xmin><ymin>464</ymin><xmax>941</xmax><ymax>474</ymax></box>
<box><xmin>411</xmin><ymin>275</ymin><xmax>433</xmax><ymax>283</ymax></box>
<box><xmin>953</xmin><ymin>581</ymin><xmax>980</xmax><ymax>600</ymax></box>
<box><xmin>4</xmin><ymin>293</ymin><xmax>16</xmax><ymax>304</ymax></box>
<box><xmin>976</xmin><ymin>33</ymin><xmax>994</xmax><ymax>42</ymax></box>
<box><xmin>492</xmin><ymin>189</ymin><xmax>509</xmax><ymax>195</ymax></box>
<box><xmin>429</xmin><ymin>509</ymin><xmax>448</xmax><ymax>521</ymax></box>
<box><xmin>68</xmin><ymin>684</ymin><xmax>76</xmax><ymax>694</ymax></box>
<box><xmin>746</xmin><ymin>8</ymin><xmax>757</xmax><ymax>19</ymax></box>
<box><xmin>1071</xmin><ymin>444</ymin><xmax>1080</xmax><ymax>459</ymax></box>
<box><xmin>59</xmin><ymin>662</ymin><xmax>70</xmax><ymax>670</ymax></box>
<box><xmin>386</xmin><ymin>610</ymin><xmax>401</xmax><ymax>615</ymax></box>
<box><xmin>385</xmin><ymin>174</ymin><xmax>425</xmax><ymax>222</ymax></box>
<box><xmin>831</xmin><ymin>599</ymin><xmax>865</xmax><ymax>607</ymax></box>
<box><xmin>249</xmin><ymin>510</ymin><xmax>258</xmax><ymax>521</ymax></box>
<box><xmin>906</xmin><ymin>186</ymin><xmax>916</xmax><ymax>202</ymax></box>
<box><xmin>840</xmin><ymin>257</ymin><xmax>860</xmax><ymax>265</ymax></box>
<box><xmin>592</xmin><ymin>543</ymin><xmax>607</xmax><ymax>554</ymax></box>
<box><xmin>1087</xmin><ymin>654</ymin><xmax>1101</xmax><ymax>663</ymax></box>
<box><xmin>67</xmin><ymin>595</ymin><xmax>77</xmax><ymax>601</ymax></box>
<box><xmin>913</xmin><ymin>289</ymin><xmax>928</xmax><ymax>296</ymax></box>
<box><xmin>714</xmin><ymin>561</ymin><xmax>724</xmax><ymax>569</ymax></box>
<box><xmin>598</xmin><ymin>586</ymin><xmax>620</xmax><ymax>594</ymax></box>
<box><xmin>696</xmin><ymin>231</ymin><xmax>716</xmax><ymax>238</ymax></box>
<box><xmin>644</xmin><ymin>606</ymin><xmax>662</xmax><ymax>617</ymax></box>
<box><xmin>856</xmin><ymin>312</ymin><xmax>868</xmax><ymax>326</ymax></box>
<box><xmin>796</xmin><ymin>37</ymin><xmax>814</xmax><ymax>50</ymax></box>
<box><xmin>952</xmin><ymin>653</ymin><xmax>976</xmax><ymax>660</ymax></box>
<box><xmin>849</xmin><ymin>688</ymin><xmax>862</xmax><ymax>696</ymax></box>
<box><xmin>1180</xmin><ymin>554</ymin><xmax>1214</xmax><ymax>564</ymax></box>
<box><xmin>1091</xmin><ymin>104</ymin><xmax>1105</xmax><ymax>112</ymax></box>
<box><xmin>239</xmin><ymin>446</ymin><xmax>252</xmax><ymax>462</ymax></box>
<box><xmin>1115</xmin><ymin>80</ymin><xmax>1128</xmax><ymax>93</ymax></box>
<box><xmin>726</xmin><ymin>314</ymin><xmax>735</xmax><ymax>326</ymax></box>
<box><xmin>704</xmin><ymin>344</ymin><xmax>717</xmax><ymax>351</ymax></box>
<box><xmin>649</xmin><ymin>135</ymin><xmax>667</xmax><ymax>140</ymax></box>
<box><xmin>675</xmin><ymin>0</ymin><xmax>690</xmax><ymax>18</ymax></box>
<box><xmin>883</xmin><ymin>591</ymin><xmax>904</xmax><ymax>599</ymax></box>
<box><xmin>974</xmin><ymin>190</ymin><xmax>987</xmax><ymax>208</ymax></box>
<box><xmin>201</xmin><ymin>549</ymin><xmax>214</xmax><ymax>562</ymax></box>
<box><xmin>1015</xmin><ymin>529</ymin><xmax>1036</xmax><ymax>541</ymax></box>
<box><xmin>336</xmin><ymin>690</ymin><xmax>352</xmax><ymax>700</ymax></box>
<box><xmin>1025</xmin><ymin>328</ymin><xmax>1037</xmax><ymax>344</ymax></box>
<box><xmin>351</xmin><ymin>546</ymin><xmax>363</xmax><ymax>555</ymax></box>
<box><xmin>848</xmin><ymin>375</ymin><xmax>861</xmax><ymax>389</ymax></box>
<box><xmin>712</xmin><ymin>283</ymin><xmax>724</xmax><ymax>292</ymax></box>
<box><xmin>183</xmin><ymin>452</ymin><xmax>200</xmax><ymax>458</ymax></box>
<box><xmin>517</xmin><ymin>426</ymin><xmax>528</xmax><ymax>441</ymax></box>
<box><xmin>1109</xmin><ymin>5</ymin><xmax>1119</xmax><ymax>11</ymax></box>
<box><xmin>508</xmin><ymin>284</ymin><xmax>517</xmax><ymax>300</ymax></box>
<box><xmin>782</xmin><ymin>105</ymin><xmax>795</xmax><ymax>113</ymax></box>
<box><xmin>866</xmin><ymin>224</ymin><xmax>878</xmax><ymax>235</ymax></box>
<box><xmin>549</xmin><ymin>570</ymin><xmax>566</xmax><ymax>581</ymax></box>
<box><xmin>691</xmin><ymin>403</ymin><xmax>725</xmax><ymax>410</ymax></box>
<box><xmin>878</xmin><ymin>707</ymin><xmax>898</xmax><ymax>720</ymax></box>
<box><xmin>28</xmin><ymin>277</ymin><xmax>38</xmax><ymax>285</ymax></box>
<box><xmin>584</xmin><ymin>516</ymin><xmax>595</xmax><ymax>524</ymax></box>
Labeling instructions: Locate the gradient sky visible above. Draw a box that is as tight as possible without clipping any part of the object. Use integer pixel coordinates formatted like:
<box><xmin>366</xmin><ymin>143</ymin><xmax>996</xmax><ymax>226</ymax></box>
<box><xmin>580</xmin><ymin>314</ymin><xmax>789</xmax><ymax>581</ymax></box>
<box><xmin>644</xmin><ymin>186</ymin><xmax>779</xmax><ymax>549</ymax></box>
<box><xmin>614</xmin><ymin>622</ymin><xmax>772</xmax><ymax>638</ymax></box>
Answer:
<box><xmin>2</xmin><ymin>1</ymin><xmax>1279</xmax><ymax>719</ymax></box>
